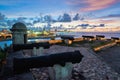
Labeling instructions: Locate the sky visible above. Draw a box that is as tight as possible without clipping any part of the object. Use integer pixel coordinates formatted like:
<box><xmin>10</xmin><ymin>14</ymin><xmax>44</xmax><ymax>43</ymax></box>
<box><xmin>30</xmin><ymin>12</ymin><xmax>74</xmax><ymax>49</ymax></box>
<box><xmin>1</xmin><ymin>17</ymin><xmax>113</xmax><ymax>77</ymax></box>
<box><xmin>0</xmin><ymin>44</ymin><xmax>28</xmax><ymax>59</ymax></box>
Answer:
<box><xmin>0</xmin><ymin>0</ymin><xmax>120</xmax><ymax>27</ymax></box>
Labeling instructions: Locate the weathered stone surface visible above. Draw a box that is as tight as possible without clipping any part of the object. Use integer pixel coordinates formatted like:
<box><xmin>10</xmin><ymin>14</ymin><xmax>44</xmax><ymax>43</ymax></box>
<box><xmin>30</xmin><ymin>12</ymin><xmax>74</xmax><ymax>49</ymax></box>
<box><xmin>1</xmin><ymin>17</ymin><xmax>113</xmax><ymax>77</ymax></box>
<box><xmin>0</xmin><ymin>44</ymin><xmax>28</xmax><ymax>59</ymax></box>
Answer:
<box><xmin>30</xmin><ymin>45</ymin><xmax>120</xmax><ymax>80</ymax></box>
<box><xmin>98</xmin><ymin>45</ymin><xmax>120</xmax><ymax>74</ymax></box>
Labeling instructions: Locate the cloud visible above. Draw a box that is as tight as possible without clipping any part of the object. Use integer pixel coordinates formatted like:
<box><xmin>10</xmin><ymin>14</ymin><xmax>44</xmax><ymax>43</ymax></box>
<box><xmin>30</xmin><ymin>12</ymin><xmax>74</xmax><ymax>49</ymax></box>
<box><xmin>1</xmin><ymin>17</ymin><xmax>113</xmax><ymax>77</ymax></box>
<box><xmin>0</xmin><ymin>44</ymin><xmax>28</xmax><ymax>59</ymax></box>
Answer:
<box><xmin>66</xmin><ymin>0</ymin><xmax>119</xmax><ymax>12</ymax></box>
<box><xmin>0</xmin><ymin>12</ymin><xmax>5</xmax><ymax>20</ymax></box>
<box><xmin>97</xmin><ymin>14</ymin><xmax>120</xmax><ymax>20</ymax></box>
<box><xmin>102</xmin><ymin>14</ymin><xmax>120</xmax><ymax>18</ymax></box>
<box><xmin>98</xmin><ymin>19</ymin><xmax>120</xmax><ymax>27</ymax></box>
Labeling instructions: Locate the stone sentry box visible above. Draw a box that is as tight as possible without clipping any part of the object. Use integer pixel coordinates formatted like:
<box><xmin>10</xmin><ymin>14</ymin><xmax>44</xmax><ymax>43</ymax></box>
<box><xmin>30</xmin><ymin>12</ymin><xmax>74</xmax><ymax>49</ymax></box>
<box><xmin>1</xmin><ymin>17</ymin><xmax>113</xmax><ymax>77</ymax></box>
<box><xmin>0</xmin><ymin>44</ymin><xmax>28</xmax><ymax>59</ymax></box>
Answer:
<box><xmin>10</xmin><ymin>22</ymin><xmax>27</xmax><ymax>45</ymax></box>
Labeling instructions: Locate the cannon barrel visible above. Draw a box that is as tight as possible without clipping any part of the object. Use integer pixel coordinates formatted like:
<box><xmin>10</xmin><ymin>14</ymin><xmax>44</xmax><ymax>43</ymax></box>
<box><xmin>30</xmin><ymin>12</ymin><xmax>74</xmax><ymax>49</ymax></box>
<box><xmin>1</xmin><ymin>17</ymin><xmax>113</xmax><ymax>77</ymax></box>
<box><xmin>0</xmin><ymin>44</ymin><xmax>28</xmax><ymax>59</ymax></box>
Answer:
<box><xmin>96</xmin><ymin>35</ymin><xmax>105</xmax><ymax>38</ymax></box>
<box><xmin>82</xmin><ymin>35</ymin><xmax>94</xmax><ymax>38</ymax></box>
<box><xmin>111</xmin><ymin>37</ymin><xmax>119</xmax><ymax>40</ymax></box>
<box><xmin>13</xmin><ymin>50</ymin><xmax>83</xmax><ymax>74</ymax></box>
<box><xmin>61</xmin><ymin>36</ymin><xmax>74</xmax><ymax>40</ymax></box>
<box><xmin>13</xmin><ymin>42</ymin><xmax>51</xmax><ymax>51</ymax></box>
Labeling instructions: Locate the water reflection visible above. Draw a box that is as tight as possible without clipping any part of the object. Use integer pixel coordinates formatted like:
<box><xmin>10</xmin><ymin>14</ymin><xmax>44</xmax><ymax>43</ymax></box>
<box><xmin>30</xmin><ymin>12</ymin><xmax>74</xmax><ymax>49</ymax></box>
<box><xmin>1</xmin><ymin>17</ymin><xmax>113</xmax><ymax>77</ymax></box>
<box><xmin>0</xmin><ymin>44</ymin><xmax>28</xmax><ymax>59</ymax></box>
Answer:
<box><xmin>0</xmin><ymin>39</ymin><xmax>12</xmax><ymax>49</ymax></box>
<box><xmin>0</xmin><ymin>37</ymin><xmax>61</xmax><ymax>49</ymax></box>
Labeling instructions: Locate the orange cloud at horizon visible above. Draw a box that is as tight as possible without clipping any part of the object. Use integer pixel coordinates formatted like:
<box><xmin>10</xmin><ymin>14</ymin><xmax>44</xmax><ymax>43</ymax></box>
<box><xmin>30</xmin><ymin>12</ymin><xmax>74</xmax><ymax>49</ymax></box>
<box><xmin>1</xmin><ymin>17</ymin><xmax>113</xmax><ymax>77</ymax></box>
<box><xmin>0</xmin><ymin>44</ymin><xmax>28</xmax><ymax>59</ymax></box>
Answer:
<box><xmin>67</xmin><ymin>0</ymin><xmax>118</xmax><ymax>11</ymax></box>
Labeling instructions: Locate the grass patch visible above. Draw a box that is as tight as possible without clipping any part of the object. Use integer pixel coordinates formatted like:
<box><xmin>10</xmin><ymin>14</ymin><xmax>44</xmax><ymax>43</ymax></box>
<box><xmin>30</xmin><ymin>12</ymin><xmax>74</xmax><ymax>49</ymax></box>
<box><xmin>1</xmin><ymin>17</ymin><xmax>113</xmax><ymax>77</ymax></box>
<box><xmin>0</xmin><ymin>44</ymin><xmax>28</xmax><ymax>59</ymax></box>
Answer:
<box><xmin>56</xmin><ymin>39</ymin><xmax>115</xmax><ymax>50</ymax></box>
<box><xmin>57</xmin><ymin>40</ymin><xmax>94</xmax><ymax>47</ymax></box>
<box><xmin>0</xmin><ymin>44</ymin><xmax>9</xmax><ymax>60</ymax></box>
<box><xmin>92</xmin><ymin>40</ymin><xmax>115</xmax><ymax>48</ymax></box>
<box><xmin>0</xmin><ymin>52</ymin><xmax>6</xmax><ymax>60</ymax></box>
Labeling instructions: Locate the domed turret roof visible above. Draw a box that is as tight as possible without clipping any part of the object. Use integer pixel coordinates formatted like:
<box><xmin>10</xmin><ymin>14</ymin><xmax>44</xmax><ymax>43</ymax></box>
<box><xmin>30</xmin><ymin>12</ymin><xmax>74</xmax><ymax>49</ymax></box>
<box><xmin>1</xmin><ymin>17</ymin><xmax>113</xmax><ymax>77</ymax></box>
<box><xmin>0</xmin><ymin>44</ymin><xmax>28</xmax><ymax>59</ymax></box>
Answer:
<box><xmin>11</xmin><ymin>22</ymin><xmax>27</xmax><ymax>31</ymax></box>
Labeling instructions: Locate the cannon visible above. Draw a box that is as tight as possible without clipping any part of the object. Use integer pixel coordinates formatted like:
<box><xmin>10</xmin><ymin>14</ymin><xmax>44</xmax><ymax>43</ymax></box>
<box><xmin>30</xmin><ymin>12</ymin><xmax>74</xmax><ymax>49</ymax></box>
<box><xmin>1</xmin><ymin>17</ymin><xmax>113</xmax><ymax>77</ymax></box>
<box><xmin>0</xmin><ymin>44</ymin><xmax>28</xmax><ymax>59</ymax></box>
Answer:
<box><xmin>13</xmin><ymin>50</ymin><xmax>83</xmax><ymax>74</ymax></box>
<box><xmin>61</xmin><ymin>35</ymin><xmax>74</xmax><ymax>40</ymax></box>
<box><xmin>96</xmin><ymin>35</ymin><xmax>105</xmax><ymax>40</ymax></box>
<box><xmin>60</xmin><ymin>35</ymin><xmax>74</xmax><ymax>44</ymax></box>
<box><xmin>13</xmin><ymin>42</ymin><xmax>51</xmax><ymax>51</ymax></box>
<box><xmin>82</xmin><ymin>35</ymin><xmax>95</xmax><ymax>41</ymax></box>
<box><xmin>82</xmin><ymin>35</ymin><xmax>94</xmax><ymax>39</ymax></box>
<box><xmin>111</xmin><ymin>37</ymin><xmax>119</xmax><ymax>40</ymax></box>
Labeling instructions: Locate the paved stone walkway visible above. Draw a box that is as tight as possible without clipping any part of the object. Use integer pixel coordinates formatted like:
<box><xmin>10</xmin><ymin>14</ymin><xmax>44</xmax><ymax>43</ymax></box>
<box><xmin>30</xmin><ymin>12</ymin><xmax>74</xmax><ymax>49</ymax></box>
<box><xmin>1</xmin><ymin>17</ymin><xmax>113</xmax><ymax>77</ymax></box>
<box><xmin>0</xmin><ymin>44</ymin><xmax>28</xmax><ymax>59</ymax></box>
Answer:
<box><xmin>98</xmin><ymin>45</ymin><xmax>120</xmax><ymax>74</ymax></box>
<box><xmin>32</xmin><ymin>45</ymin><xmax>120</xmax><ymax>80</ymax></box>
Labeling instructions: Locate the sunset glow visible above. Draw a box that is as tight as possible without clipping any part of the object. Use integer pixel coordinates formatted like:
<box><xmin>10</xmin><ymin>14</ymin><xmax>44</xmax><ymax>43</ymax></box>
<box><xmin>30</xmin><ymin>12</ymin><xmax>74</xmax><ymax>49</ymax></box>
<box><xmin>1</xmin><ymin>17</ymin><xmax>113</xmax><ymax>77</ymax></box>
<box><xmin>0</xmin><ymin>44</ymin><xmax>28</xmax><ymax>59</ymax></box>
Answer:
<box><xmin>0</xmin><ymin>0</ymin><xmax>120</xmax><ymax>31</ymax></box>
